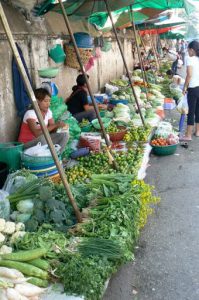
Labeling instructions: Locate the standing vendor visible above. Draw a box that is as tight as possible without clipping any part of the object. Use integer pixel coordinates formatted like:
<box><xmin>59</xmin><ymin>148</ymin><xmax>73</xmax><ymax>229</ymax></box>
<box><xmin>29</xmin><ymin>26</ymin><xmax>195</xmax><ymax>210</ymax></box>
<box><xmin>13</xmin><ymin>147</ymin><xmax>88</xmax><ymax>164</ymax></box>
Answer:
<box><xmin>18</xmin><ymin>88</ymin><xmax>68</xmax><ymax>153</ymax></box>
<box><xmin>66</xmin><ymin>74</ymin><xmax>106</xmax><ymax>122</ymax></box>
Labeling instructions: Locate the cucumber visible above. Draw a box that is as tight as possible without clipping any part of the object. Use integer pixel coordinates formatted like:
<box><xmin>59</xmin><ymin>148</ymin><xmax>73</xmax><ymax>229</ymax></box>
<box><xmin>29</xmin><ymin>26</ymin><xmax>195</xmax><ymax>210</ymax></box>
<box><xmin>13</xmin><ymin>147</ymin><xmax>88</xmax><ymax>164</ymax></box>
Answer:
<box><xmin>0</xmin><ymin>260</ymin><xmax>48</xmax><ymax>279</ymax></box>
<box><xmin>1</xmin><ymin>248</ymin><xmax>47</xmax><ymax>262</ymax></box>
<box><xmin>28</xmin><ymin>277</ymin><xmax>49</xmax><ymax>288</ymax></box>
<box><xmin>28</xmin><ymin>258</ymin><xmax>50</xmax><ymax>271</ymax></box>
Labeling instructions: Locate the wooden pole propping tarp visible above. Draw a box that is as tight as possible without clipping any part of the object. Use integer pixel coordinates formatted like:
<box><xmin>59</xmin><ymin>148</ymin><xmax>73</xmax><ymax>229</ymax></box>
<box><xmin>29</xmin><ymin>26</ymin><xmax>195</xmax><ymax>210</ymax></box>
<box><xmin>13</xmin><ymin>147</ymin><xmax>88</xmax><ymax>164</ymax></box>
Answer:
<box><xmin>0</xmin><ymin>2</ymin><xmax>82</xmax><ymax>223</ymax></box>
<box><xmin>58</xmin><ymin>0</ymin><xmax>117</xmax><ymax>169</ymax></box>
<box><xmin>103</xmin><ymin>0</ymin><xmax>145</xmax><ymax>127</ymax></box>
<box><xmin>129</xmin><ymin>6</ymin><xmax>149</xmax><ymax>86</ymax></box>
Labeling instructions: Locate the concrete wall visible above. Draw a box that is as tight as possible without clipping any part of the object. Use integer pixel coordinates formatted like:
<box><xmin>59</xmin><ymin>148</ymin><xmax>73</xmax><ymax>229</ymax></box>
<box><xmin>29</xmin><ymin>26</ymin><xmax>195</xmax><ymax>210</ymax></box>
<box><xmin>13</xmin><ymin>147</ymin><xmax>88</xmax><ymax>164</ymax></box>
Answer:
<box><xmin>0</xmin><ymin>3</ymin><xmax>134</xmax><ymax>142</ymax></box>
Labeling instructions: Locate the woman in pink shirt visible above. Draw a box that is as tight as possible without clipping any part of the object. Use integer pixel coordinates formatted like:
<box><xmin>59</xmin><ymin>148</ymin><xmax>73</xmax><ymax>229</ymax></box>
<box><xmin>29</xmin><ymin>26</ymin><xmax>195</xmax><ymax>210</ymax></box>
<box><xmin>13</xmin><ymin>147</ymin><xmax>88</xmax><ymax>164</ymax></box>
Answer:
<box><xmin>18</xmin><ymin>88</ymin><xmax>68</xmax><ymax>153</ymax></box>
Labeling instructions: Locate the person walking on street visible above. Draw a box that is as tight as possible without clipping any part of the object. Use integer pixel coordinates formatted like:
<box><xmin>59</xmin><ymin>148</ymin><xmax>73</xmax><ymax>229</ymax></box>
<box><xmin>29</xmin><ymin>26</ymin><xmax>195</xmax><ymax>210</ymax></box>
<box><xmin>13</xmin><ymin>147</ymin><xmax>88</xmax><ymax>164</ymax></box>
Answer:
<box><xmin>180</xmin><ymin>40</ymin><xmax>186</xmax><ymax>65</ymax></box>
<box><xmin>180</xmin><ymin>40</ymin><xmax>199</xmax><ymax>141</ymax></box>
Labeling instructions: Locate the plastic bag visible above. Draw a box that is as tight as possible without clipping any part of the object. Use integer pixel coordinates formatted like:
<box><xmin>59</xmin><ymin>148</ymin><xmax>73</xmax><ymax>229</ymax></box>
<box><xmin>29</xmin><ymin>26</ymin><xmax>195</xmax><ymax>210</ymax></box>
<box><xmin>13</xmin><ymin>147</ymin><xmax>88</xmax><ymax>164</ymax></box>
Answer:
<box><xmin>177</xmin><ymin>95</ymin><xmax>188</xmax><ymax>115</ymax></box>
<box><xmin>0</xmin><ymin>190</ymin><xmax>10</xmax><ymax>220</ymax></box>
<box><xmin>155</xmin><ymin>121</ymin><xmax>173</xmax><ymax>138</ymax></box>
<box><xmin>105</xmin><ymin>83</ymin><xmax>119</xmax><ymax>95</ymax></box>
<box><xmin>24</xmin><ymin>143</ymin><xmax>61</xmax><ymax>157</ymax></box>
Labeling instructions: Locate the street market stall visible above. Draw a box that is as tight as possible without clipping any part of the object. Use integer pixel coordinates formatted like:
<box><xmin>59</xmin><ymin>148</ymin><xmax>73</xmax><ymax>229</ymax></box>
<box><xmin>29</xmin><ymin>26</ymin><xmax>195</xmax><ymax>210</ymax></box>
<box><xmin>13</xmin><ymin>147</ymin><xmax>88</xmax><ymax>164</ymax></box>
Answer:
<box><xmin>0</xmin><ymin>0</ymin><xmax>195</xmax><ymax>299</ymax></box>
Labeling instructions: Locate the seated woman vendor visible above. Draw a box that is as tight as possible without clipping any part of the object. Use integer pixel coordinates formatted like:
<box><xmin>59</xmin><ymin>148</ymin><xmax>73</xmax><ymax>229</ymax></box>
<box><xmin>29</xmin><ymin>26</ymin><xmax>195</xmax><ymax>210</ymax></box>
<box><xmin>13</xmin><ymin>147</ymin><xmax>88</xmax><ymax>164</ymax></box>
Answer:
<box><xmin>66</xmin><ymin>74</ymin><xmax>105</xmax><ymax>122</ymax></box>
<box><xmin>18</xmin><ymin>88</ymin><xmax>68</xmax><ymax>153</ymax></box>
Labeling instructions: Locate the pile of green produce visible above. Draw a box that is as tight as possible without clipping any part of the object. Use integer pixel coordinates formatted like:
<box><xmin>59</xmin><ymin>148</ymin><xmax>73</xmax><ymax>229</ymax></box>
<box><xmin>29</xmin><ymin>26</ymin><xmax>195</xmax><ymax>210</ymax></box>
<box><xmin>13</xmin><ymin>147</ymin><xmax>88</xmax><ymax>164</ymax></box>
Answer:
<box><xmin>110</xmin><ymin>79</ymin><xmax>128</xmax><ymax>87</ymax></box>
<box><xmin>106</xmin><ymin>122</ymin><xmax>120</xmax><ymax>133</ymax></box>
<box><xmin>8</xmin><ymin>179</ymin><xmax>75</xmax><ymax>232</ymax></box>
<box><xmin>79</xmin><ymin>118</ymin><xmax>90</xmax><ymax>128</ymax></box>
<box><xmin>11</xmin><ymin>171</ymin><xmax>160</xmax><ymax>300</ymax></box>
<box><xmin>111</xmin><ymin>90</ymin><xmax>132</xmax><ymax>101</ymax></box>
<box><xmin>124</xmin><ymin>125</ymin><xmax>151</xmax><ymax>143</ymax></box>
<box><xmin>0</xmin><ymin>248</ymin><xmax>49</xmax><ymax>288</ymax></box>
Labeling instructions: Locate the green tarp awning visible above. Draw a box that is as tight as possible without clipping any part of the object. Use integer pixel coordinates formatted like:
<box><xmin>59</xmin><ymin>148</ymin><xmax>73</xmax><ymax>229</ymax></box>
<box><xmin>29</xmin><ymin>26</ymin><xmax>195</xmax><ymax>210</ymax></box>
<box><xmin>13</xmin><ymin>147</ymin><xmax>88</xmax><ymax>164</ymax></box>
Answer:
<box><xmin>160</xmin><ymin>31</ymin><xmax>185</xmax><ymax>39</ymax></box>
<box><xmin>35</xmin><ymin>0</ymin><xmax>198</xmax><ymax>17</ymax></box>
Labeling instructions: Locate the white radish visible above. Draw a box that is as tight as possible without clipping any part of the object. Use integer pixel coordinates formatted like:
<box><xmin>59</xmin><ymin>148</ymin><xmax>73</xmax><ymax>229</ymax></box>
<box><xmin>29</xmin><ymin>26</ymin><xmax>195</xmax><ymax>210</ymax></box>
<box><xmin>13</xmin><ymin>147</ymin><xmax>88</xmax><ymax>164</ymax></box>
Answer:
<box><xmin>6</xmin><ymin>288</ymin><xmax>29</xmax><ymax>300</ymax></box>
<box><xmin>0</xmin><ymin>268</ymin><xmax>24</xmax><ymax>279</ymax></box>
<box><xmin>29</xmin><ymin>297</ymin><xmax>39</xmax><ymax>300</ymax></box>
<box><xmin>0</xmin><ymin>276</ymin><xmax>29</xmax><ymax>284</ymax></box>
<box><xmin>15</xmin><ymin>282</ymin><xmax>46</xmax><ymax>297</ymax></box>
<box><xmin>0</xmin><ymin>289</ymin><xmax>8</xmax><ymax>300</ymax></box>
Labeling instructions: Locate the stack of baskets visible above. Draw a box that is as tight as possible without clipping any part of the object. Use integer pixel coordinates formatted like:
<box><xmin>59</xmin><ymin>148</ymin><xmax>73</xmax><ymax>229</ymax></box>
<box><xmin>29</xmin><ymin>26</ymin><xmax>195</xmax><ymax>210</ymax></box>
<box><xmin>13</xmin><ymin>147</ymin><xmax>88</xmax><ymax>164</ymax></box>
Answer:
<box><xmin>21</xmin><ymin>153</ymin><xmax>62</xmax><ymax>181</ymax></box>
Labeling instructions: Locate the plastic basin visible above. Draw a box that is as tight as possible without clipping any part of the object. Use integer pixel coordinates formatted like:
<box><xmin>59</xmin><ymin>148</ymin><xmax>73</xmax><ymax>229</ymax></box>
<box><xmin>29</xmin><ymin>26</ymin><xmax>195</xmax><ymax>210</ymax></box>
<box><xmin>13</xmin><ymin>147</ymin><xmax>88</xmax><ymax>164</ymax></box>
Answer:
<box><xmin>38</xmin><ymin>67</ymin><xmax>59</xmax><ymax>78</ymax></box>
<box><xmin>0</xmin><ymin>142</ymin><xmax>23</xmax><ymax>170</ymax></box>
<box><xmin>49</xmin><ymin>44</ymin><xmax>66</xmax><ymax>63</ymax></box>
<box><xmin>151</xmin><ymin>144</ymin><xmax>178</xmax><ymax>156</ymax></box>
<box><xmin>109</xmin><ymin>99</ymin><xmax>129</xmax><ymax>105</ymax></box>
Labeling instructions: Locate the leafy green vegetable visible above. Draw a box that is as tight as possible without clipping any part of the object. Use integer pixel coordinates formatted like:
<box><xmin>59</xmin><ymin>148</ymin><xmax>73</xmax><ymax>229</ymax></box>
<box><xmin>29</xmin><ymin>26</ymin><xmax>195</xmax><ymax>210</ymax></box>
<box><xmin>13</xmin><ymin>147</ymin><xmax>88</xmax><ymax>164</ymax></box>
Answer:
<box><xmin>56</xmin><ymin>254</ymin><xmax>116</xmax><ymax>300</ymax></box>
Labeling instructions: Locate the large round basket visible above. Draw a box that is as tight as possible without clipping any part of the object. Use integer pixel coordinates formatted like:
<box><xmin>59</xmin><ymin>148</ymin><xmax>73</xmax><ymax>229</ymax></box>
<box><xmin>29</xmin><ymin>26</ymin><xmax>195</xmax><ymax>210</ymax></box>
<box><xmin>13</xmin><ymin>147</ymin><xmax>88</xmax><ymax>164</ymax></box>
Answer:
<box><xmin>151</xmin><ymin>143</ymin><xmax>178</xmax><ymax>156</ymax></box>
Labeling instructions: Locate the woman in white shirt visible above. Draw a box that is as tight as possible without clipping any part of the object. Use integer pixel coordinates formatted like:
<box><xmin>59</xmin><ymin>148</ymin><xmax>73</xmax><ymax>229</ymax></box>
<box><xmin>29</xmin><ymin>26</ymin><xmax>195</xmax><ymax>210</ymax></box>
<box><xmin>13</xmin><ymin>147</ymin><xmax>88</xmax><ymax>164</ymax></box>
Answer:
<box><xmin>180</xmin><ymin>41</ymin><xmax>199</xmax><ymax>141</ymax></box>
<box><xmin>18</xmin><ymin>88</ymin><xmax>68</xmax><ymax>153</ymax></box>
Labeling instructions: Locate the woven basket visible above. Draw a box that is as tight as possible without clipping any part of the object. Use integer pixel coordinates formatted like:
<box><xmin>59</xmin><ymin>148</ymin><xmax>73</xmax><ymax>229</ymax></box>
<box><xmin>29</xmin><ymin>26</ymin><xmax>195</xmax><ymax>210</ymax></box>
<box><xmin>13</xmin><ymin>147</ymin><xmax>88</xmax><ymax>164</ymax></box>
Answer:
<box><xmin>64</xmin><ymin>45</ymin><xmax>93</xmax><ymax>69</ymax></box>
<box><xmin>108</xmin><ymin>130</ymin><xmax>127</xmax><ymax>142</ymax></box>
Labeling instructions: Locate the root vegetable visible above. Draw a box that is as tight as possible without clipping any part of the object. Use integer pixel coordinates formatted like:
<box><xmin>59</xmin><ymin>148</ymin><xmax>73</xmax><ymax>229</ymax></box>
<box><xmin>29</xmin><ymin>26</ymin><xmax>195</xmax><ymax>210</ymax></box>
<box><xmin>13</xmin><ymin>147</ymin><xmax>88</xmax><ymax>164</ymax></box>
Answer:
<box><xmin>0</xmin><ymin>267</ymin><xmax>24</xmax><ymax>279</ymax></box>
<box><xmin>0</xmin><ymin>289</ymin><xmax>8</xmax><ymax>300</ymax></box>
<box><xmin>6</xmin><ymin>288</ymin><xmax>29</xmax><ymax>300</ymax></box>
<box><xmin>15</xmin><ymin>282</ymin><xmax>46</xmax><ymax>297</ymax></box>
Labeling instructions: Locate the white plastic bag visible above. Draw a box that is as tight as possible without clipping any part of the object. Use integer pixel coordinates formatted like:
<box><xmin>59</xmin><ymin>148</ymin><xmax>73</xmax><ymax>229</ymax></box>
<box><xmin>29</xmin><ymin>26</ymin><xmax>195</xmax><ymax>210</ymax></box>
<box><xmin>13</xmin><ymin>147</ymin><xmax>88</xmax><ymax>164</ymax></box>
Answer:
<box><xmin>177</xmin><ymin>95</ymin><xmax>188</xmax><ymax>114</ymax></box>
<box><xmin>105</xmin><ymin>83</ymin><xmax>119</xmax><ymax>95</ymax></box>
<box><xmin>0</xmin><ymin>190</ymin><xmax>10</xmax><ymax>220</ymax></box>
<box><xmin>24</xmin><ymin>143</ymin><xmax>61</xmax><ymax>157</ymax></box>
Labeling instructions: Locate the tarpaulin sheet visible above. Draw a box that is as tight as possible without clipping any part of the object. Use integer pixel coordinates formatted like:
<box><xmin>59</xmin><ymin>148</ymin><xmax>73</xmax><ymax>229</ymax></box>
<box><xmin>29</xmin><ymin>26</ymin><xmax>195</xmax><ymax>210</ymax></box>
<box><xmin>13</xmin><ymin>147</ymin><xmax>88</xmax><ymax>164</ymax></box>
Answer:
<box><xmin>139</xmin><ymin>26</ymin><xmax>182</xmax><ymax>36</ymax></box>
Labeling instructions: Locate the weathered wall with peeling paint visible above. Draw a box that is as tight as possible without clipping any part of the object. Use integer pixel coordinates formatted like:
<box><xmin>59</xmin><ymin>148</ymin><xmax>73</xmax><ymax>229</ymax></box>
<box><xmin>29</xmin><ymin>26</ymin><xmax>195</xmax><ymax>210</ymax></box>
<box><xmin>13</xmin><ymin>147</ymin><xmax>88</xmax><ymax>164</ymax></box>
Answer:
<box><xmin>0</xmin><ymin>3</ymin><xmax>134</xmax><ymax>142</ymax></box>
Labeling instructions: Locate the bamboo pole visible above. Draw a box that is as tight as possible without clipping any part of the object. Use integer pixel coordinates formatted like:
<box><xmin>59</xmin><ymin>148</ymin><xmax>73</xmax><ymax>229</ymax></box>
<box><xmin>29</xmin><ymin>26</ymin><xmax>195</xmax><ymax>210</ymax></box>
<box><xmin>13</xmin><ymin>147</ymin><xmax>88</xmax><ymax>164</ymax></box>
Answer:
<box><xmin>150</xmin><ymin>33</ymin><xmax>159</xmax><ymax>70</ymax></box>
<box><xmin>151</xmin><ymin>34</ymin><xmax>160</xmax><ymax>69</ymax></box>
<box><xmin>103</xmin><ymin>0</ymin><xmax>145</xmax><ymax>127</ymax></box>
<box><xmin>57</xmin><ymin>0</ymin><xmax>117</xmax><ymax>169</ymax></box>
<box><xmin>130</xmin><ymin>6</ymin><xmax>148</xmax><ymax>85</ymax></box>
<box><xmin>0</xmin><ymin>2</ymin><xmax>82</xmax><ymax>223</ymax></box>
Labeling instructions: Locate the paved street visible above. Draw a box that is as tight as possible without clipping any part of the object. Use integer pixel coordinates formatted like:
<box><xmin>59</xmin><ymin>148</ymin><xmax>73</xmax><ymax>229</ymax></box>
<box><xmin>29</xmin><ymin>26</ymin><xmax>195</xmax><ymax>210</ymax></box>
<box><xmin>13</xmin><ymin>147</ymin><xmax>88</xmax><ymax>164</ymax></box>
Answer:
<box><xmin>104</xmin><ymin>129</ymin><xmax>199</xmax><ymax>300</ymax></box>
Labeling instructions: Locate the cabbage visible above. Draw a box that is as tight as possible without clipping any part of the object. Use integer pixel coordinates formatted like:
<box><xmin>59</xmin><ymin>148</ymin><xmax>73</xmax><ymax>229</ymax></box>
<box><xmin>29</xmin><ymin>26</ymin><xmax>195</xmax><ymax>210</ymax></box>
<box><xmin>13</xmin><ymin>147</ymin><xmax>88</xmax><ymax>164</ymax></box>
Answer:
<box><xmin>17</xmin><ymin>200</ymin><xmax>34</xmax><ymax>213</ymax></box>
<box><xmin>16</xmin><ymin>213</ymin><xmax>32</xmax><ymax>223</ymax></box>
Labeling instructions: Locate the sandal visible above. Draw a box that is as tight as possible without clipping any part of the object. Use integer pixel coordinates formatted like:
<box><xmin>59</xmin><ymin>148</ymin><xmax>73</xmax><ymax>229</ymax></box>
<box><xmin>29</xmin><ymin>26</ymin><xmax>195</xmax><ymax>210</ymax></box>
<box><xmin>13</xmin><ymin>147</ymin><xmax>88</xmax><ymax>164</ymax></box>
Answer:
<box><xmin>179</xmin><ymin>136</ymin><xmax>192</xmax><ymax>141</ymax></box>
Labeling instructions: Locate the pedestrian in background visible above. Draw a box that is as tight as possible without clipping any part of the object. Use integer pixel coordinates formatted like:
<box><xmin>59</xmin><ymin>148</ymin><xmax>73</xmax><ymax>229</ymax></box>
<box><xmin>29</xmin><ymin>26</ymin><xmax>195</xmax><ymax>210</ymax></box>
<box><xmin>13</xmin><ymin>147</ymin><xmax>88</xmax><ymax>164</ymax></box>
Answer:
<box><xmin>180</xmin><ymin>40</ymin><xmax>199</xmax><ymax>141</ymax></box>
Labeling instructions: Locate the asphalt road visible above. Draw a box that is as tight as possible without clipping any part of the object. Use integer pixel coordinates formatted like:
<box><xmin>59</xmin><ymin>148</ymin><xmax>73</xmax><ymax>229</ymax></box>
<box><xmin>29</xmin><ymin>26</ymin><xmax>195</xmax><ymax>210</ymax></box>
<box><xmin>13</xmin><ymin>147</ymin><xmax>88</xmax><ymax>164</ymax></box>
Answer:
<box><xmin>103</xmin><ymin>132</ymin><xmax>199</xmax><ymax>300</ymax></box>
